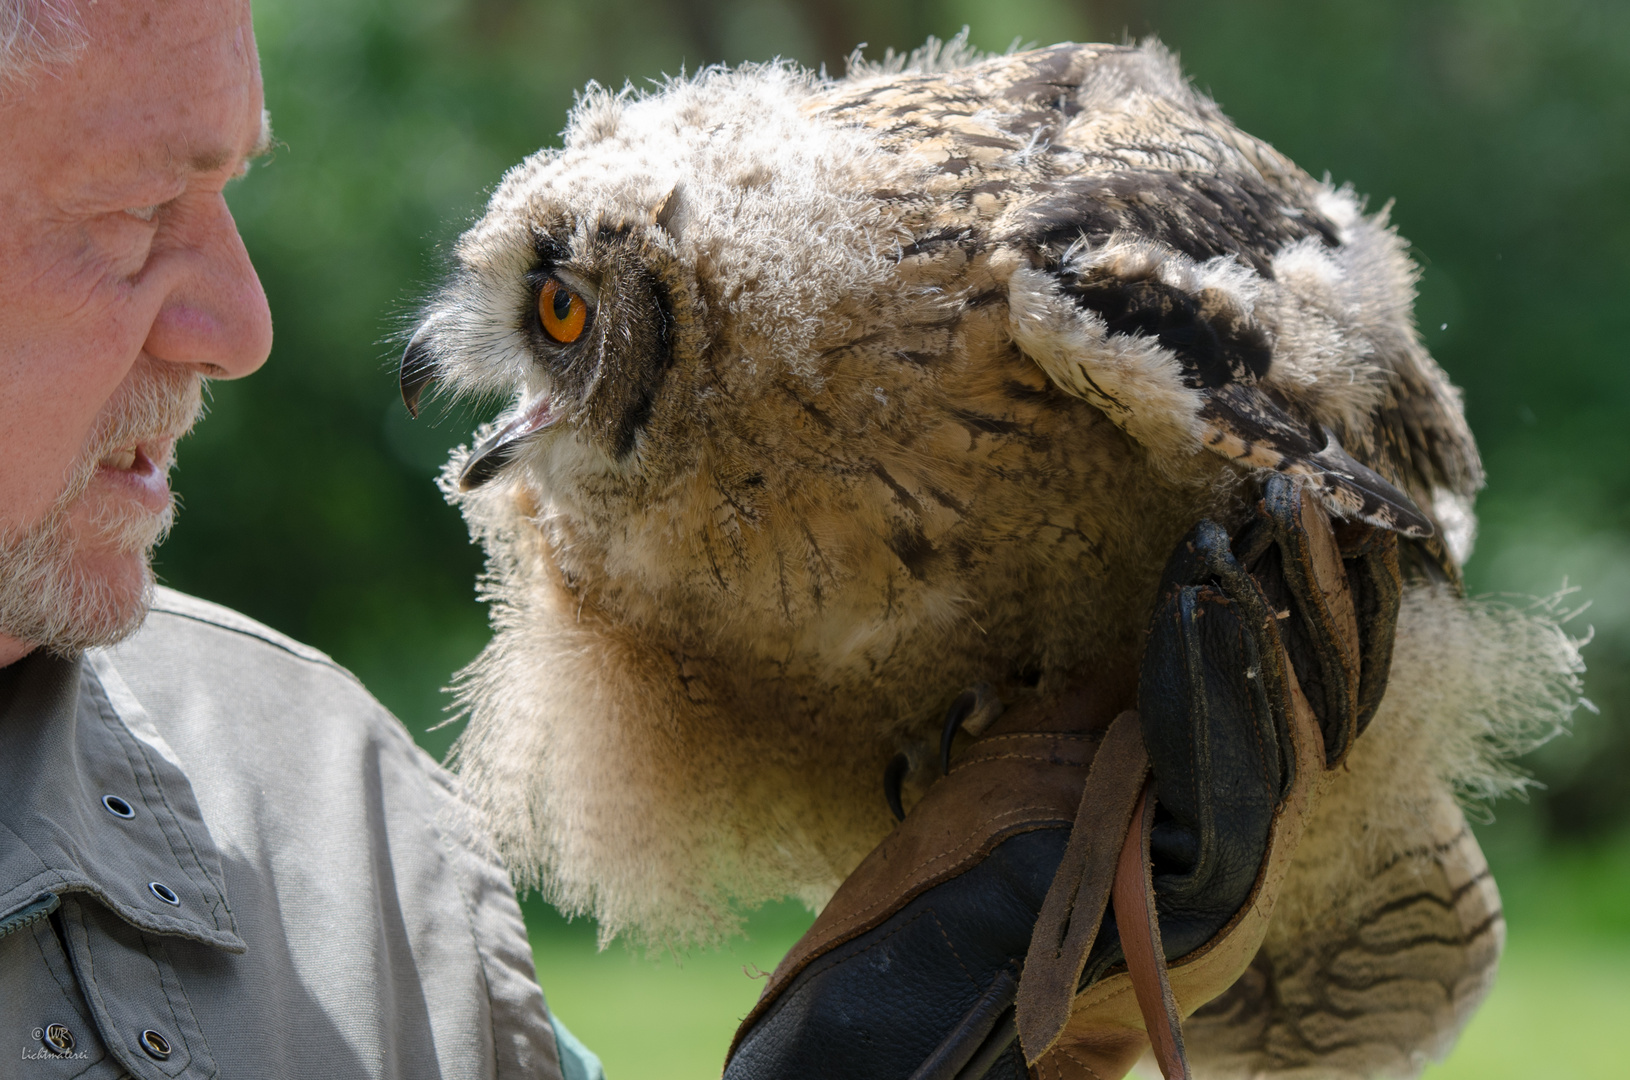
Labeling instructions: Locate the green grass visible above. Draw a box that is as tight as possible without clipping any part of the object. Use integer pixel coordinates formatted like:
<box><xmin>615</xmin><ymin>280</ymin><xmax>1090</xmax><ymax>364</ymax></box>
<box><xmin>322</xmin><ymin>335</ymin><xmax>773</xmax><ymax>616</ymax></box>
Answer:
<box><xmin>525</xmin><ymin>826</ymin><xmax>1630</xmax><ymax>1080</ymax></box>
<box><xmin>526</xmin><ymin>900</ymin><xmax>813</xmax><ymax>1080</ymax></box>
<box><xmin>1427</xmin><ymin>827</ymin><xmax>1630</xmax><ymax>1080</ymax></box>
<box><xmin>1423</xmin><ymin>935</ymin><xmax>1630</xmax><ymax>1080</ymax></box>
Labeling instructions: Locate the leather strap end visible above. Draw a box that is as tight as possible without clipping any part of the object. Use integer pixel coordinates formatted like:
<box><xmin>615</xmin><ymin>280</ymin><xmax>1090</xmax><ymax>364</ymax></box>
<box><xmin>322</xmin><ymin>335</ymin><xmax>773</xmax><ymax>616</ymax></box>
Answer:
<box><xmin>1112</xmin><ymin>781</ymin><xmax>1190</xmax><ymax>1080</ymax></box>
<box><xmin>1015</xmin><ymin>710</ymin><xmax>1149</xmax><ymax>1065</ymax></box>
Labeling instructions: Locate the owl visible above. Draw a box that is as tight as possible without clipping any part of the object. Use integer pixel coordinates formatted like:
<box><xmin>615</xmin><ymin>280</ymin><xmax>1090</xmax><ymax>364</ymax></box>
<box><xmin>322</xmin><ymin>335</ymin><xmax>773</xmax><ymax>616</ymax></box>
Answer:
<box><xmin>402</xmin><ymin>38</ymin><xmax>1582</xmax><ymax>1078</ymax></box>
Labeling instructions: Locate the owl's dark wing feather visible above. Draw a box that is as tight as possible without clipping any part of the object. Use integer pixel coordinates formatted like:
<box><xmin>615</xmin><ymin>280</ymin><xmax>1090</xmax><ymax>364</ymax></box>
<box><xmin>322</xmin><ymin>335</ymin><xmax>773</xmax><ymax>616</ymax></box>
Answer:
<box><xmin>1201</xmin><ymin>388</ymin><xmax>1434</xmax><ymax>537</ymax></box>
<box><xmin>1053</xmin><ymin>253</ymin><xmax>1436</xmax><ymax>538</ymax></box>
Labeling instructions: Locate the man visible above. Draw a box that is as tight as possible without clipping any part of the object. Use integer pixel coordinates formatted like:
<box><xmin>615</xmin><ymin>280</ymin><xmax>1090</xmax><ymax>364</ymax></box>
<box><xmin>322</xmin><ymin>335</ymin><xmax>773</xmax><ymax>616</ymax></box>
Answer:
<box><xmin>0</xmin><ymin>1</ymin><xmax>601</xmax><ymax>1076</ymax></box>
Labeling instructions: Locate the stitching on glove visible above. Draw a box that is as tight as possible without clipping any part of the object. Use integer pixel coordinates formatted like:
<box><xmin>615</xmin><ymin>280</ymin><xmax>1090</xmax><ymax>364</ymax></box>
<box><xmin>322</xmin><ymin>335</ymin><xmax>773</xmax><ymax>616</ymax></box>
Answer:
<box><xmin>974</xmin><ymin>732</ymin><xmax>1098</xmax><ymax>744</ymax></box>
<box><xmin>928</xmin><ymin>909</ymin><xmax>979</xmax><ymax>986</ymax></box>
<box><xmin>825</xmin><ymin>807</ymin><xmax>1072</xmax><ymax>930</ymax></box>
<box><xmin>1055</xmin><ymin>1043</ymin><xmax>1111</xmax><ymax>1080</ymax></box>
<box><xmin>951</xmin><ymin>752</ymin><xmax>1092</xmax><ymax>771</ymax></box>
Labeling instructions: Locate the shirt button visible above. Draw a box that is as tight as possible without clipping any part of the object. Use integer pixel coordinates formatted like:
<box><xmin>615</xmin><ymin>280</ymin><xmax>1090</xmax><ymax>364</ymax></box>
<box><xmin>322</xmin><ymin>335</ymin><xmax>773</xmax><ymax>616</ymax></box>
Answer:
<box><xmin>148</xmin><ymin>882</ymin><xmax>181</xmax><ymax>906</ymax></box>
<box><xmin>102</xmin><ymin>794</ymin><xmax>136</xmax><ymax>818</ymax></box>
<box><xmin>139</xmin><ymin>1029</ymin><xmax>172</xmax><ymax>1060</ymax></box>
<box><xmin>42</xmin><ymin>1023</ymin><xmax>75</xmax><ymax>1054</ymax></box>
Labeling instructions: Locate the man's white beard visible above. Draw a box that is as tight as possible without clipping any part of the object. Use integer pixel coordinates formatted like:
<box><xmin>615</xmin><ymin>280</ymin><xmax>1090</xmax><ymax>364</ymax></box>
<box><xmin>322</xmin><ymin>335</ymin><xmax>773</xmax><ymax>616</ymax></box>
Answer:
<box><xmin>0</xmin><ymin>366</ymin><xmax>204</xmax><ymax>654</ymax></box>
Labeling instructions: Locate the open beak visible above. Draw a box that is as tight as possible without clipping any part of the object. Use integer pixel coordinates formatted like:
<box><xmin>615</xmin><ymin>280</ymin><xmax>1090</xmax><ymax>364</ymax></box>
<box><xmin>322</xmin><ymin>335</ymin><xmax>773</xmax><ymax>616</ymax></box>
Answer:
<box><xmin>401</xmin><ymin>321</ymin><xmax>563</xmax><ymax>491</ymax></box>
<box><xmin>399</xmin><ymin>325</ymin><xmax>439</xmax><ymax>419</ymax></box>
<box><xmin>458</xmin><ymin>397</ymin><xmax>562</xmax><ymax>491</ymax></box>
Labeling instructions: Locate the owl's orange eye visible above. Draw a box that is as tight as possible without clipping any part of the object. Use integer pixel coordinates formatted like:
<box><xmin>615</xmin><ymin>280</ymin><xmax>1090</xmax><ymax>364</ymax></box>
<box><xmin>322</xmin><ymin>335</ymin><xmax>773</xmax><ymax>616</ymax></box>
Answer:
<box><xmin>538</xmin><ymin>278</ymin><xmax>588</xmax><ymax>343</ymax></box>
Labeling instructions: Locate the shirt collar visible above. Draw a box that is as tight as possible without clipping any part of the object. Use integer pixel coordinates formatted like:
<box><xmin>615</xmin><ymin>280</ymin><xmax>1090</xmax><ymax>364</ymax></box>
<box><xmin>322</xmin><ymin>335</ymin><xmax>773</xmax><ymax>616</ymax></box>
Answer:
<box><xmin>0</xmin><ymin>648</ymin><xmax>244</xmax><ymax>953</ymax></box>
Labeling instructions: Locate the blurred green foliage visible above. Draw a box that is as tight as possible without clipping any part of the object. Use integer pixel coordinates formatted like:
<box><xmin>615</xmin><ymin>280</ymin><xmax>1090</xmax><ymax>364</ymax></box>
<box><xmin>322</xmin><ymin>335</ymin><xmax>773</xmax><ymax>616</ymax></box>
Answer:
<box><xmin>180</xmin><ymin>0</ymin><xmax>1627</xmax><ymax>828</ymax></box>
<box><xmin>162</xmin><ymin>0</ymin><xmax>1626</xmax><ymax>1073</ymax></box>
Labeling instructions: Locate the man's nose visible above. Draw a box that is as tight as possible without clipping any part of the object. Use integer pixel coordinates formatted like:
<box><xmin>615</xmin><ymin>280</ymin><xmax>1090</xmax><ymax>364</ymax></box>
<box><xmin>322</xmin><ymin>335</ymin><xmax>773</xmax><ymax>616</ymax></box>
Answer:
<box><xmin>142</xmin><ymin>193</ymin><xmax>273</xmax><ymax>380</ymax></box>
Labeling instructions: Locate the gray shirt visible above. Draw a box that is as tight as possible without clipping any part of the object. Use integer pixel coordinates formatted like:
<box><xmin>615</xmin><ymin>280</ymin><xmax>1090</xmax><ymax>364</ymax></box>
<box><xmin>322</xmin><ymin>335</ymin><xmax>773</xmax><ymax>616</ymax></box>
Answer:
<box><xmin>0</xmin><ymin>588</ymin><xmax>598</xmax><ymax>1080</ymax></box>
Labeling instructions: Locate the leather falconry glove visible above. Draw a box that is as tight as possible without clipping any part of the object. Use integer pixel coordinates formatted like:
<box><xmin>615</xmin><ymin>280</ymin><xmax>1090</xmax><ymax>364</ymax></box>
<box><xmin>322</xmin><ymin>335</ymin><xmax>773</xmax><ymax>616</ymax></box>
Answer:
<box><xmin>722</xmin><ymin>474</ymin><xmax>1403</xmax><ymax>1080</ymax></box>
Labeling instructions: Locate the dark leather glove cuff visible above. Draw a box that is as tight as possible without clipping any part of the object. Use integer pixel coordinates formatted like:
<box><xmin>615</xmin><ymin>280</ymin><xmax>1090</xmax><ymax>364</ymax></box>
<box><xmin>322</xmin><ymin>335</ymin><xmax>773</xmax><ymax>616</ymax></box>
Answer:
<box><xmin>727</xmin><ymin>828</ymin><xmax>1065</xmax><ymax>1080</ymax></box>
<box><xmin>725</xmin><ymin>680</ymin><xmax>1132</xmax><ymax>1079</ymax></box>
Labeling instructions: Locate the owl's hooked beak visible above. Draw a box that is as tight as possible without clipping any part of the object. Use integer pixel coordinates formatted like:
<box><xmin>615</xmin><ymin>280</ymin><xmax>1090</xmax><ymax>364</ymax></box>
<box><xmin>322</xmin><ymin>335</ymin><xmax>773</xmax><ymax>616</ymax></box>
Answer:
<box><xmin>400</xmin><ymin>326</ymin><xmax>439</xmax><ymax>419</ymax></box>
<box><xmin>458</xmin><ymin>396</ymin><xmax>563</xmax><ymax>491</ymax></box>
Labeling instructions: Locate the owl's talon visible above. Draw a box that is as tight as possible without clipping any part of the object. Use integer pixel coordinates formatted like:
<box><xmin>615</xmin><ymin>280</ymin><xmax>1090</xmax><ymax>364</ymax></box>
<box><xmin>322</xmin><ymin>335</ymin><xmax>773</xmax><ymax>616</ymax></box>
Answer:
<box><xmin>938</xmin><ymin>684</ymin><xmax>1006</xmax><ymax>776</ymax></box>
<box><xmin>883</xmin><ymin>753</ymin><xmax>909</xmax><ymax>823</ymax></box>
<box><xmin>938</xmin><ymin>690</ymin><xmax>978</xmax><ymax>777</ymax></box>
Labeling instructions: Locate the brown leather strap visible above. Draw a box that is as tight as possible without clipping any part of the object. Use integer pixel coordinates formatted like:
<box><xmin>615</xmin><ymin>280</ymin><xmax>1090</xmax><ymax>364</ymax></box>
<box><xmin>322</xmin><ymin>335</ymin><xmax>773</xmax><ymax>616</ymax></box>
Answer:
<box><xmin>1112</xmin><ymin>781</ymin><xmax>1189</xmax><ymax>1080</ymax></box>
<box><xmin>726</xmin><ymin>682</ymin><xmax>1131</xmax><ymax>1065</ymax></box>
<box><xmin>1015</xmin><ymin>710</ymin><xmax>1148</xmax><ymax>1063</ymax></box>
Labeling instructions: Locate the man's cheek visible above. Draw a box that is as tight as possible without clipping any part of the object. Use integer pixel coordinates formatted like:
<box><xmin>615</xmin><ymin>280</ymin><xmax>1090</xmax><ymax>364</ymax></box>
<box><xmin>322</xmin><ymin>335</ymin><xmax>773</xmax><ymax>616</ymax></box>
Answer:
<box><xmin>51</xmin><ymin>232</ymin><xmax>154</xmax><ymax>318</ymax></box>
<box><xmin>0</xmin><ymin>327</ymin><xmax>147</xmax><ymax>527</ymax></box>
<box><xmin>35</xmin><ymin>270</ymin><xmax>162</xmax><ymax>413</ymax></box>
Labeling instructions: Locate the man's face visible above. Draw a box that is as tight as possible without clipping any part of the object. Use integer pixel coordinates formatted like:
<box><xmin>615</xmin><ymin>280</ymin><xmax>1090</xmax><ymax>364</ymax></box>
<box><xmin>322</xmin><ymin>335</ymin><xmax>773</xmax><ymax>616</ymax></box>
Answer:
<box><xmin>0</xmin><ymin>0</ymin><xmax>272</xmax><ymax>660</ymax></box>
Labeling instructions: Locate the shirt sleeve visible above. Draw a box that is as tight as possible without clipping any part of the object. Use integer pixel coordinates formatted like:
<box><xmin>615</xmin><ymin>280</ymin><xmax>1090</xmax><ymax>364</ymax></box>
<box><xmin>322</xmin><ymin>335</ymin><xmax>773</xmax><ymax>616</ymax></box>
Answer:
<box><xmin>549</xmin><ymin>1015</ymin><xmax>607</xmax><ymax>1080</ymax></box>
<box><xmin>427</xmin><ymin>771</ymin><xmax>569</xmax><ymax>1080</ymax></box>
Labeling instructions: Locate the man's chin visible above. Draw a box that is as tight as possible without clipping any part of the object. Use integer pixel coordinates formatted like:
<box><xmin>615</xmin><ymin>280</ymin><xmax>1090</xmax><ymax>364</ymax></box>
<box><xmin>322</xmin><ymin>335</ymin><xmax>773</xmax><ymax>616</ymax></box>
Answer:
<box><xmin>0</xmin><ymin>534</ymin><xmax>160</xmax><ymax>657</ymax></box>
<box><xmin>2</xmin><ymin>363</ymin><xmax>196</xmax><ymax>657</ymax></box>
<box><xmin>71</xmin><ymin>546</ymin><xmax>159</xmax><ymax>626</ymax></box>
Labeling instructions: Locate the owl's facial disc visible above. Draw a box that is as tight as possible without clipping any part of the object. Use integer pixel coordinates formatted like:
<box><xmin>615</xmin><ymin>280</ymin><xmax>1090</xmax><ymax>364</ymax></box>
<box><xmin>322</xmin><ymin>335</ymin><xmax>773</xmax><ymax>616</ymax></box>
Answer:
<box><xmin>407</xmin><ymin>218</ymin><xmax>678</xmax><ymax>496</ymax></box>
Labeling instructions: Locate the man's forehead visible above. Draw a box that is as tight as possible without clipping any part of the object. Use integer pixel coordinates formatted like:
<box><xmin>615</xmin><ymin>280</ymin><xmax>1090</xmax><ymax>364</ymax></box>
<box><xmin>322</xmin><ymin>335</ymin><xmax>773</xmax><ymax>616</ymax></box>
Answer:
<box><xmin>53</xmin><ymin>1</ymin><xmax>267</xmax><ymax>184</ymax></box>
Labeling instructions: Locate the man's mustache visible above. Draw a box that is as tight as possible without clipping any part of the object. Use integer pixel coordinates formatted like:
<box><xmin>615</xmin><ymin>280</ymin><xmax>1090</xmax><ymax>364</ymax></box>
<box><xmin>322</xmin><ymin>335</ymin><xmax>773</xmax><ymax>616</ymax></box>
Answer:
<box><xmin>59</xmin><ymin>363</ymin><xmax>206</xmax><ymax>508</ymax></box>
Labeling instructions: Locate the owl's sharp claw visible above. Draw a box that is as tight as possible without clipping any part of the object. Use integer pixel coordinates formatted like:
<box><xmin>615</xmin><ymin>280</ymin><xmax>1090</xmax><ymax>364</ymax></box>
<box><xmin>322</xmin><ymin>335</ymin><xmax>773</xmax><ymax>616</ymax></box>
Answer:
<box><xmin>883</xmin><ymin>753</ymin><xmax>909</xmax><ymax>822</ymax></box>
<box><xmin>939</xmin><ymin>684</ymin><xmax>1007</xmax><ymax>776</ymax></box>
<box><xmin>939</xmin><ymin>690</ymin><xmax>978</xmax><ymax>776</ymax></box>
<box><xmin>399</xmin><ymin>327</ymin><xmax>439</xmax><ymax>419</ymax></box>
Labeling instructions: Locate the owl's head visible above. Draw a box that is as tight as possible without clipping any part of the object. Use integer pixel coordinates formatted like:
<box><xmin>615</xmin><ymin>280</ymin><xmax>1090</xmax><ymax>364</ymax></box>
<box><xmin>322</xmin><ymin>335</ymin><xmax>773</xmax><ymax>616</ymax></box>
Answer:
<box><xmin>403</xmin><ymin>62</ymin><xmax>914</xmax><ymax>506</ymax></box>
<box><xmin>407</xmin><ymin>55</ymin><xmax>1125</xmax><ymax>670</ymax></box>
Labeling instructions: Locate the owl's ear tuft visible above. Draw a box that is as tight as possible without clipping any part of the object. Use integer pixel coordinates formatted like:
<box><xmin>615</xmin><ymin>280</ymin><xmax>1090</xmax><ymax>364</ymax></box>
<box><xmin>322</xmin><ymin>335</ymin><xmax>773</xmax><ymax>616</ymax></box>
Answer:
<box><xmin>653</xmin><ymin>183</ymin><xmax>685</xmax><ymax>238</ymax></box>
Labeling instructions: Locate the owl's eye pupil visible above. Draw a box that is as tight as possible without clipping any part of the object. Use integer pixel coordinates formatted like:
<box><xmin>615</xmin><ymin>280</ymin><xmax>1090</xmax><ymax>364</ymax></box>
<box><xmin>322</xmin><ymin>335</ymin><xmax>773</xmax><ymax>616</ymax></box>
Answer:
<box><xmin>538</xmin><ymin>278</ymin><xmax>589</xmax><ymax>344</ymax></box>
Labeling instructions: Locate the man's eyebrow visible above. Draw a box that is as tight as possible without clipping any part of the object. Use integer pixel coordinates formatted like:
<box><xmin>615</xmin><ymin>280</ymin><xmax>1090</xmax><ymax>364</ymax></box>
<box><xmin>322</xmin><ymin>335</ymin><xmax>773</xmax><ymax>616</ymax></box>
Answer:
<box><xmin>189</xmin><ymin>147</ymin><xmax>235</xmax><ymax>173</ymax></box>
<box><xmin>188</xmin><ymin>110</ymin><xmax>276</xmax><ymax>174</ymax></box>
<box><xmin>250</xmin><ymin>109</ymin><xmax>275</xmax><ymax>160</ymax></box>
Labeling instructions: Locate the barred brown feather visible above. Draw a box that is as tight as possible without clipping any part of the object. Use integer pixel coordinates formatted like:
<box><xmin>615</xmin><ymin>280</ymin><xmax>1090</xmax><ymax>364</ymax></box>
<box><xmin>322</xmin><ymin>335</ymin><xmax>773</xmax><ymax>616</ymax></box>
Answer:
<box><xmin>1187</xmin><ymin>797</ymin><xmax>1502</xmax><ymax>1078</ymax></box>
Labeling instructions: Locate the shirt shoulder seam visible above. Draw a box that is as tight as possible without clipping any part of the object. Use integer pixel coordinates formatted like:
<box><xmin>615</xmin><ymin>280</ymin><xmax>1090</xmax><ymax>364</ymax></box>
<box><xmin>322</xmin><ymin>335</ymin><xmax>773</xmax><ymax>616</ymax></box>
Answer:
<box><xmin>145</xmin><ymin>588</ymin><xmax>362</xmax><ymax>686</ymax></box>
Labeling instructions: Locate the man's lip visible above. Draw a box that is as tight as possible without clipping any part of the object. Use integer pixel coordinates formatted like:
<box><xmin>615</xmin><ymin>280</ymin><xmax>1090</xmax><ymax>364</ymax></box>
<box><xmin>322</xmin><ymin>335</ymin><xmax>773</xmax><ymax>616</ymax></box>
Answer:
<box><xmin>94</xmin><ymin>440</ymin><xmax>176</xmax><ymax>511</ymax></box>
<box><xmin>97</xmin><ymin>435</ymin><xmax>178</xmax><ymax>471</ymax></box>
<box><xmin>458</xmin><ymin>397</ymin><xmax>561</xmax><ymax>491</ymax></box>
